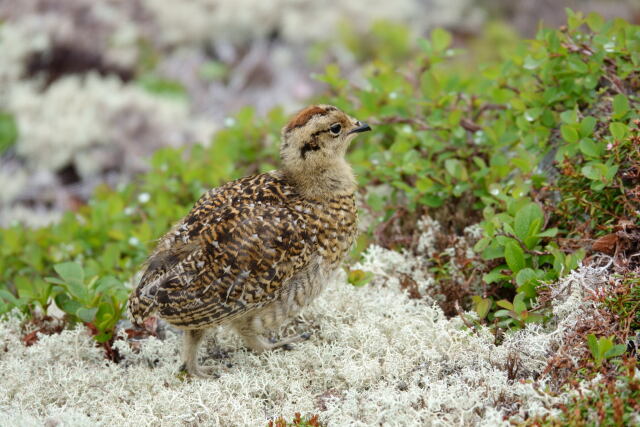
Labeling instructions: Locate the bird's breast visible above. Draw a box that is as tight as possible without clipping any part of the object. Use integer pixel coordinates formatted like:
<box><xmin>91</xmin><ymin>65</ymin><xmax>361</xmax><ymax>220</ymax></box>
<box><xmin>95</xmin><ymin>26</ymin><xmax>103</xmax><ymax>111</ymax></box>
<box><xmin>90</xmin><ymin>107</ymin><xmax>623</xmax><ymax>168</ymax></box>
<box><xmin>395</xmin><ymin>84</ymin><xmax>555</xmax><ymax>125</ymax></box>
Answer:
<box><xmin>306</xmin><ymin>193</ymin><xmax>358</xmax><ymax>267</ymax></box>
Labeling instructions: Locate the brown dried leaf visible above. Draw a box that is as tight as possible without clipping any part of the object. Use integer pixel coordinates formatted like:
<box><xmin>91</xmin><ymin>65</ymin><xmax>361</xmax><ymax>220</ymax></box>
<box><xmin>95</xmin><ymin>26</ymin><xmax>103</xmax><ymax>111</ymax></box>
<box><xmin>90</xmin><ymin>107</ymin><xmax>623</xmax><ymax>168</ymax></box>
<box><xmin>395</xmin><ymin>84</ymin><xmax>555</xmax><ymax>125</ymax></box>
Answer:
<box><xmin>22</xmin><ymin>330</ymin><xmax>39</xmax><ymax>346</ymax></box>
<box><xmin>592</xmin><ymin>233</ymin><xmax>618</xmax><ymax>255</ymax></box>
<box><xmin>400</xmin><ymin>275</ymin><xmax>421</xmax><ymax>299</ymax></box>
<box><xmin>460</xmin><ymin>118</ymin><xmax>482</xmax><ymax>132</ymax></box>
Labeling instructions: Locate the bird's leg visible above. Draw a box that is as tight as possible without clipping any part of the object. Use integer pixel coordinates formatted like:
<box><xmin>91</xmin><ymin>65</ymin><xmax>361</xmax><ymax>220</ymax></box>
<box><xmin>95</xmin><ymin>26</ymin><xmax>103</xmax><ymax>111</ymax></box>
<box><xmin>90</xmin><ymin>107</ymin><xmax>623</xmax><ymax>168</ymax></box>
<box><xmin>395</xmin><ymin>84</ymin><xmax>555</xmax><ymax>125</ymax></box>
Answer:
<box><xmin>179</xmin><ymin>329</ymin><xmax>218</xmax><ymax>378</ymax></box>
<box><xmin>239</xmin><ymin>331</ymin><xmax>312</xmax><ymax>352</ymax></box>
<box><xmin>232</xmin><ymin>316</ymin><xmax>311</xmax><ymax>353</ymax></box>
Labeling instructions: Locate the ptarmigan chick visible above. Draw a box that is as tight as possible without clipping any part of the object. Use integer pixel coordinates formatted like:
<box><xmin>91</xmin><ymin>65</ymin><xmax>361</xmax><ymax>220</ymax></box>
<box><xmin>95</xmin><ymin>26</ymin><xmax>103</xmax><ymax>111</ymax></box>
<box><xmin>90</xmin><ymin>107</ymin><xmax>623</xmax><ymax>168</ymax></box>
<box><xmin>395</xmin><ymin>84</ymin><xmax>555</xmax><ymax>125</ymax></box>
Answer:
<box><xmin>128</xmin><ymin>105</ymin><xmax>371</xmax><ymax>377</ymax></box>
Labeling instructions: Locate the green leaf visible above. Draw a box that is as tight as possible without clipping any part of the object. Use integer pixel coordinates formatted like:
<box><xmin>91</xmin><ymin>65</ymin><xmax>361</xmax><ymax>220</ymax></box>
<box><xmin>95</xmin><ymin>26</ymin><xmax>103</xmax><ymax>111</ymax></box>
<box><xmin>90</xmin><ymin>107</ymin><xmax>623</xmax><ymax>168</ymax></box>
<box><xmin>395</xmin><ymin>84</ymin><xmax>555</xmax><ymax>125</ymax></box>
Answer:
<box><xmin>581</xmin><ymin>164</ymin><xmax>602</xmax><ymax>180</ymax></box>
<box><xmin>483</xmin><ymin>268</ymin><xmax>509</xmax><ymax>284</ymax></box>
<box><xmin>473</xmin><ymin>237</ymin><xmax>491</xmax><ymax>253</ymax></box>
<box><xmin>347</xmin><ymin>269</ymin><xmax>373</xmax><ymax>287</ymax></box>
<box><xmin>15</xmin><ymin>277</ymin><xmax>36</xmax><ymax>300</ymax></box>
<box><xmin>76</xmin><ymin>307</ymin><xmax>98</xmax><ymax>323</ymax></box>
<box><xmin>504</xmin><ymin>241</ymin><xmax>526</xmax><ymax>273</ymax></box>
<box><xmin>566</xmin><ymin>8</ymin><xmax>584</xmax><ymax>30</ymax></box>
<box><xmin>515</xmin><ymin>268</ymin><xmax>536</xmax><ymax>287</ymax></box>
<box><xmin>94</xmin><ymin>276</ymin><xmax>122</xmax><ymax>293</ymax></box>
<box><xmin>586</xmin><ymin>12</ymin><xmax>604</xmax><ymax>31</ymax></box>
<box><xmin>567</xmin><ymin>56</ymin><xmax>588</xmax><ymax>74</ymax></box>
<box><xmin>586</xmin><ymin>334</ymin><xmax>599</xmax><ymax>360</ymax></box>
<box><xmin>604</xmin><ymin>164</ymin><xmax>619</xmax><ymax>182</ymax></box>
<box><xmin>560</xmin><ymin>110</ymin><xmax>578</xmax><ymax>124</ymax></box>
<box><xmin>54</xmin><ymin>294</ymin><xmax>82</xmax><ymax>317</ymax></box>
<box><xmin>597</xmin><ymin>337</ymin><xmax>613</xmax><ymax>357</ymax></box>
<box><xmin>420</xmin><ymin>194</ymin><xmax>444</xmax><ymax>208</ymax></box>
<box><xmin>415</xmin><ymin>177</ymin><xmax>434</xmax><ymax>192</ymax></box>
<box><xmin>609</xmin><ymin>122</ymin><xmax>628</xmax><ymax>140</ymax></box>
<box><xmin>494</xmin><ymin>309</ymin><xmax>512</xmax><ymax>318</ymax></box>
<box><xmin>198</xmin><ymin>60</ymin><xmax>227</xmax><ymax>81</ymax></box>
<box><xmin>471</xmin><ymin>296</ymin><xmax>492</xmax><ymax>319</ymax></box>
<box><xmin>94</xmin><ymin>332</ymin><xmax>113</xmax><ymax>343</ymax></box>
<box><xmin>0</xmin><ymin>300</ymin><xmax>11</xmax><ymax>315</ymax></box>
<box><xmin>514</xmin><ymin>203</ymin><xmax>543</xmax><ymax>243</ymax></box>
<box><xmin>45</xmin><ymin>277</ymin><xmax>67</xmax><ymax>286</ymax></box>
<box><xmin>444</xmin><ymin>158</ymin><xmax>468</xmax><ymax>181</ymax></box>
<box><xmin>537</xmin><ymin>228</ymin><xmax>558</xmax><ymax>238</ymax></box>
<box><xmin>96</xmin><ymin>302</ymin><xmax>116</xmax><ymax>324</ymax></box>
<box><xmin>565</xmin><ymin>249</ymin><xmax>585</xmax><ymax>272</ymax></box>
<box><xmin>604</xmin><ymin>344</ymin><xmax>626</xmax><ymax>359</ymax></box>
<box><xmin>431</xmin><ymin>28</ymin><xmax>452</xmax><ymax>52</ymax></box>
<box><xmin>612</xmin><ymin>94</ymin><xmax>629</xmax><ymax>120</ymax></box>
<box><xmin>100</xmin><ymin>244</ymin><xmax>121</xmax><ymax>270</ymax></box>
<box><xmin>496</xmin><ymin>300</ymin><xmax>514</xmax><ymax>311</ymax></box>
<box><xmin>517</xmin><ymin>281</ymin><xmax>537</xmax><ymax>299</ymax></box>
<box><xmin>578</xmin><ymin>138</ymin><xmax>602</xmax><ymax>157</ymax></box>
<box><xmin>524</xmin><ymin>313</ymin><xmax>544</xmax><ymax>324</ymax></box>
<box><xmin>53</xmin><ymin>262</ymin><xmax>84</xmax><ymax>287</ymax></box>
<box><xmin>579</xmin><ymin>116</ymin><xmax>596</xmax><ymax>137</ymax></box>
<box><xmin>560</xmin><ymin>125</ymin><xmax>579</xmax><ymax>143</ymax></box>
<box><xmin>551</xmin><ymin>248</ymin><xmax>566</xmax><ymax>275</ymax></box>
<box><xmin>502</xmin><ymin>222</ymin><xmax>515</xmax><ymax>237</ymax></box>
<box><xmin>0</xmin><ymin>289</ymin><xmax>22</xmax><ymax>306</ymax></box>
<box><xmin>137</xmin><ymin>75</ymin><xmax>186</xmax><ymax>98</ymax></box>
<box><xmin>524</xmin><ymin>108</ymin><xmax>541</xmax><ymax>122</ymax></box>
<box><xmin>513</xmin><ymin>293</ymin><xmax>527</xmax><ymax>314</ymax></box>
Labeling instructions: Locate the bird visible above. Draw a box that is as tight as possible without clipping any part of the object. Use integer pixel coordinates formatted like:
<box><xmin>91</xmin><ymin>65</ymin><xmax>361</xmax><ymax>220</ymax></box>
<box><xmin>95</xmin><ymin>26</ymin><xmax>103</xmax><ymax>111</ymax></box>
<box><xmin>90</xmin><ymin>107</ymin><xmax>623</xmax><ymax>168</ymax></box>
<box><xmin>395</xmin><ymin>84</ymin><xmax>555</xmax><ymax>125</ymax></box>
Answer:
<box><xmin>128</xmin><ymin>104</ymin><xmax>371</xmax><ymax>377</ymax></box>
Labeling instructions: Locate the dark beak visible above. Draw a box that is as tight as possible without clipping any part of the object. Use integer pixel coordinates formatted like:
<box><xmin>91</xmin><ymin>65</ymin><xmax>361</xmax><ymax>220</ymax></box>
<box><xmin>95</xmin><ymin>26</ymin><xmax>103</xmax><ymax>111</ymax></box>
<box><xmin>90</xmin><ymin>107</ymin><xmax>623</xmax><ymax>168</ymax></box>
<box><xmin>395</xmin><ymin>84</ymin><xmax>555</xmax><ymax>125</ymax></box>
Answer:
<box><xmin>347</xmin><ymin>121</ymin><xmax>372</xmax><ymax>135</ymax></box>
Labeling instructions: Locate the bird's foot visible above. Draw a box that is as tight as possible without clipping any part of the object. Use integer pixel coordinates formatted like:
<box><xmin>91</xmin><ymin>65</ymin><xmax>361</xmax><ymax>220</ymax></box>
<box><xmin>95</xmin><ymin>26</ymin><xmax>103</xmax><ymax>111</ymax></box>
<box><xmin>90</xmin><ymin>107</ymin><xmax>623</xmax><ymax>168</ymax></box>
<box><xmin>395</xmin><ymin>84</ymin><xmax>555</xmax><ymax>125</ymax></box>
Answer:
<box><xmin>178</xmin><ymin>362</ymin><xmax>219</xmax><ymax>379</ymax></box>
<box><xmin>270</xmin><ymin>331</ymin><xmax>312</xmax><ymax>351</ymax></box>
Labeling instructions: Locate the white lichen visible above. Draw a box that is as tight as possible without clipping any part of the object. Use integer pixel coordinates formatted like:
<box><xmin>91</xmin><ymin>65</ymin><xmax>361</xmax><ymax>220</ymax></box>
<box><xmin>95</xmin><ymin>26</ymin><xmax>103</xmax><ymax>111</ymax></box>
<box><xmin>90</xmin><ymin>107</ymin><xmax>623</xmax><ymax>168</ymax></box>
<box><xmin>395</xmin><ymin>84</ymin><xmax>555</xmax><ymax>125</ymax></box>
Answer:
<box><xmin>0</xmin><ymin>258</ymin><xmax>608</xmax><ymax>425</ymax></box>
<box><xmin>353</xmin><ymin>216</ymin><xmax>480</xmax><ymax>299</ymax></box>
<box><xmin>7</xmin><ymin>74</ymin><xmax>215</xmax><ymax>176</ymax></box>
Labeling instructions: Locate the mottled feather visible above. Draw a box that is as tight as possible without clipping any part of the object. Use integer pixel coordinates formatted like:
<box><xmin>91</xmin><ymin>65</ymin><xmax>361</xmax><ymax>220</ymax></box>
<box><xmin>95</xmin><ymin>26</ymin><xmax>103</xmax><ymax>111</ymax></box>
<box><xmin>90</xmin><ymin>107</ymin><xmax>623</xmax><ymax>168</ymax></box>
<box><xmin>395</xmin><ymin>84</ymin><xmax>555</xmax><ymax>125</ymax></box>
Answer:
<box><xmin>127</xmin><ymin>104</ymin><xmax>370</xmax><ymax>378</ymax></box>
<box><xmin>128</xmin><ymin>170</ymin><xmax>357</xmax><ymax>329</ymax></box>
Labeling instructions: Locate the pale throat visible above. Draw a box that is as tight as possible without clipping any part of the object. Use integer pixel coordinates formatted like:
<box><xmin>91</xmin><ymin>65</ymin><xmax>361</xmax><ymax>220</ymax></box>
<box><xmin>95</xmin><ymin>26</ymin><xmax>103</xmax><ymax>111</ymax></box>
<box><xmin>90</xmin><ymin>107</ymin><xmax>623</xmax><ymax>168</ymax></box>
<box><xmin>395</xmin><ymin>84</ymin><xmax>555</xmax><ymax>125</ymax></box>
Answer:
<box><xmin>282</xmin><ymin>157</ymin><xmax>357</xmax><ymax>199</ymax></box>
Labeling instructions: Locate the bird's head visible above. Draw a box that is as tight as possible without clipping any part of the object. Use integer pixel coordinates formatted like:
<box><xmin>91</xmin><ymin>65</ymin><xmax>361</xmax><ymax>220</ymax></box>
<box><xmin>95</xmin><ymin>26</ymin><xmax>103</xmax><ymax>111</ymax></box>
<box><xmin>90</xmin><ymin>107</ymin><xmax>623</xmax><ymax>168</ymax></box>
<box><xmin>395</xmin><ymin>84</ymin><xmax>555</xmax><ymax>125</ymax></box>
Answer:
<box><xmin>280</xmin><ymin>104</ymin><xmax>371</xmax><ymax>175</ymax></box>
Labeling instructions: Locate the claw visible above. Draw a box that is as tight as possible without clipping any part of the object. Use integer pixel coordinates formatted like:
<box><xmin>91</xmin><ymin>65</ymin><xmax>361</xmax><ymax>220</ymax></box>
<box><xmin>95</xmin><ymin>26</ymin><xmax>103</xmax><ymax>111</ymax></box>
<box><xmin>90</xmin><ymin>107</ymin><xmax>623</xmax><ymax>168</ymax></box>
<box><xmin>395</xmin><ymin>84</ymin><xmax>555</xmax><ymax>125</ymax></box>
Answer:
<box><xmin>274</xmin><ymin>331</ymin><xmax>312</xmax><ymax>351</ymax></box>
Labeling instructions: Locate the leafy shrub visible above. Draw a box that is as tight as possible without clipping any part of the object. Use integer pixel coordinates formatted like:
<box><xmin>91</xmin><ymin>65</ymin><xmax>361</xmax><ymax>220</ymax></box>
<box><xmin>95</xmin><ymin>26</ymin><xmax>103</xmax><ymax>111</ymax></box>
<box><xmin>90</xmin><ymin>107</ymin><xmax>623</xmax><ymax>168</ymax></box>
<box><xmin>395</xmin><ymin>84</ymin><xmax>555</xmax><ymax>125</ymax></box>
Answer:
<box><xmin>534</xmin><ymin>357</ymin><xmax>640</xmax><ymax>426</ymax></box>
<box><xmin>47</xmin><ymin>262</ymin><xmax>128</xmax><ymax>342</ymax></box>
<box><xmin>586</xmin><ymin>334</ymin><xmax>626</xmax><ymax>368</ymax></box>
<box><xmin>268</xmin><ymin>413</ymin><xmax>322</xmax><ymax>427</ymax></box>
<box><xmin>318</xmin><ymin>10</ymin><xmax>639</xmax><ymax>327</ymax></box>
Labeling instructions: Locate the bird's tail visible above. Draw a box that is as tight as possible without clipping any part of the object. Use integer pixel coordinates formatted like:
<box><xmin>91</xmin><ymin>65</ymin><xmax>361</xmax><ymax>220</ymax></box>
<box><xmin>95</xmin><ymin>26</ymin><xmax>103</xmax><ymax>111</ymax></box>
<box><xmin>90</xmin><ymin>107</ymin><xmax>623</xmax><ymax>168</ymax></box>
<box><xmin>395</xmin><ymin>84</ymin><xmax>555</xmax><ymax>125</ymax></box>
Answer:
<box><xmin>128</xmin><ymin>241</ymin><xmax>195</xmax><ymax>326</ymax></box>
<box><xmin>127</xmin><ymin>289</ymin><xmax>157</xmax><ymax>327</ymax></box>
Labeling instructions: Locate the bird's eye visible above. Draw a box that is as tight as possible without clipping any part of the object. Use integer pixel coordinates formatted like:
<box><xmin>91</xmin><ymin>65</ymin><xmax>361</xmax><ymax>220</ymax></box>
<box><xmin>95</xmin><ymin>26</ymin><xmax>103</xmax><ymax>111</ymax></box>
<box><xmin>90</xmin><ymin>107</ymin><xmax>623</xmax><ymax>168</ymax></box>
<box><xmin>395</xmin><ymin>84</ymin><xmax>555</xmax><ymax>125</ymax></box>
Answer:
<box><xmin>329</xmin><ymin>123</ymin><xmax>342</xmax><ymax>135</ymax></box>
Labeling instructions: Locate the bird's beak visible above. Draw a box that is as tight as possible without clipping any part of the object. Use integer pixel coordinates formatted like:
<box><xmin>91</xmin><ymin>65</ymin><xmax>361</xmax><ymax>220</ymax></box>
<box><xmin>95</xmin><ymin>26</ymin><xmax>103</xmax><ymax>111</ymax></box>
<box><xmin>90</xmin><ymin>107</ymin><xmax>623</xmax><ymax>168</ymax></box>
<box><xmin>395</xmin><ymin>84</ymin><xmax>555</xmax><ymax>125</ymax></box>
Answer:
<box><xmin>347</xmin><ymin>121</ymin><xmax>372</xmax><ymax>135</ymax></box>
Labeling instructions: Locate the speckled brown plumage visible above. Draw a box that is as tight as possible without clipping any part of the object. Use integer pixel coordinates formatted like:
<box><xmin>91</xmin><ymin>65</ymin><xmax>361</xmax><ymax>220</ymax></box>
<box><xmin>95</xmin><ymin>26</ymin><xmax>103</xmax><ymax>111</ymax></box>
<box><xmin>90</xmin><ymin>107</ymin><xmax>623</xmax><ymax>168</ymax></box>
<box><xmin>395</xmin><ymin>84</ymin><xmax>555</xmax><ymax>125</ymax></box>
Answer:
<box><xmin>128</xmin><ymin>104</ymin><xmax>371</xmax><ymax>377</ymax></box>
<box><xmin>130</xmin><ymin>171</ymin><xmax>357</xmax><ymax>327</ymax></box>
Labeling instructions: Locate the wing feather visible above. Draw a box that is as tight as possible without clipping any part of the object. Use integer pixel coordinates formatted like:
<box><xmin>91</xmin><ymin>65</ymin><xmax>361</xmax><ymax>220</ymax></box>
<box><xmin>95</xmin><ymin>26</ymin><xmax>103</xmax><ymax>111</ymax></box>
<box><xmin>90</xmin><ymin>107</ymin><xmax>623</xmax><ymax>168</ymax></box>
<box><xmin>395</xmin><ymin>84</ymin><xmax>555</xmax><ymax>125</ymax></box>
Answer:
<box><xmin>129</xmin><ymin>172</ymin><xmax>315</xmax><ymax>329</ymax></box>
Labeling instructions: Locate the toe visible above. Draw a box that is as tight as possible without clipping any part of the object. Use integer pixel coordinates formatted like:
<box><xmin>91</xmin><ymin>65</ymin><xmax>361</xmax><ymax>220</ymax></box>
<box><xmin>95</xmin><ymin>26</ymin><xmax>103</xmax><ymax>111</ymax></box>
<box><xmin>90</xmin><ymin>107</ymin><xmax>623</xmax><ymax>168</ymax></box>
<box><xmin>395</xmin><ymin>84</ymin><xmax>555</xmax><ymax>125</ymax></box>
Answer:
<box><xmin>300</xmin><ymin>331</ymin><xmax>312</xmax><ymax>340</ymax></box>
<box><xmin>180</xmin><ymin>363</ymin><xmax>219</xmax><ymax>379</ymax></box>
<box><xmin>192</xmin><ymin>366</ymin><xmax>220</xmax><ymax>379</ymax></box>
